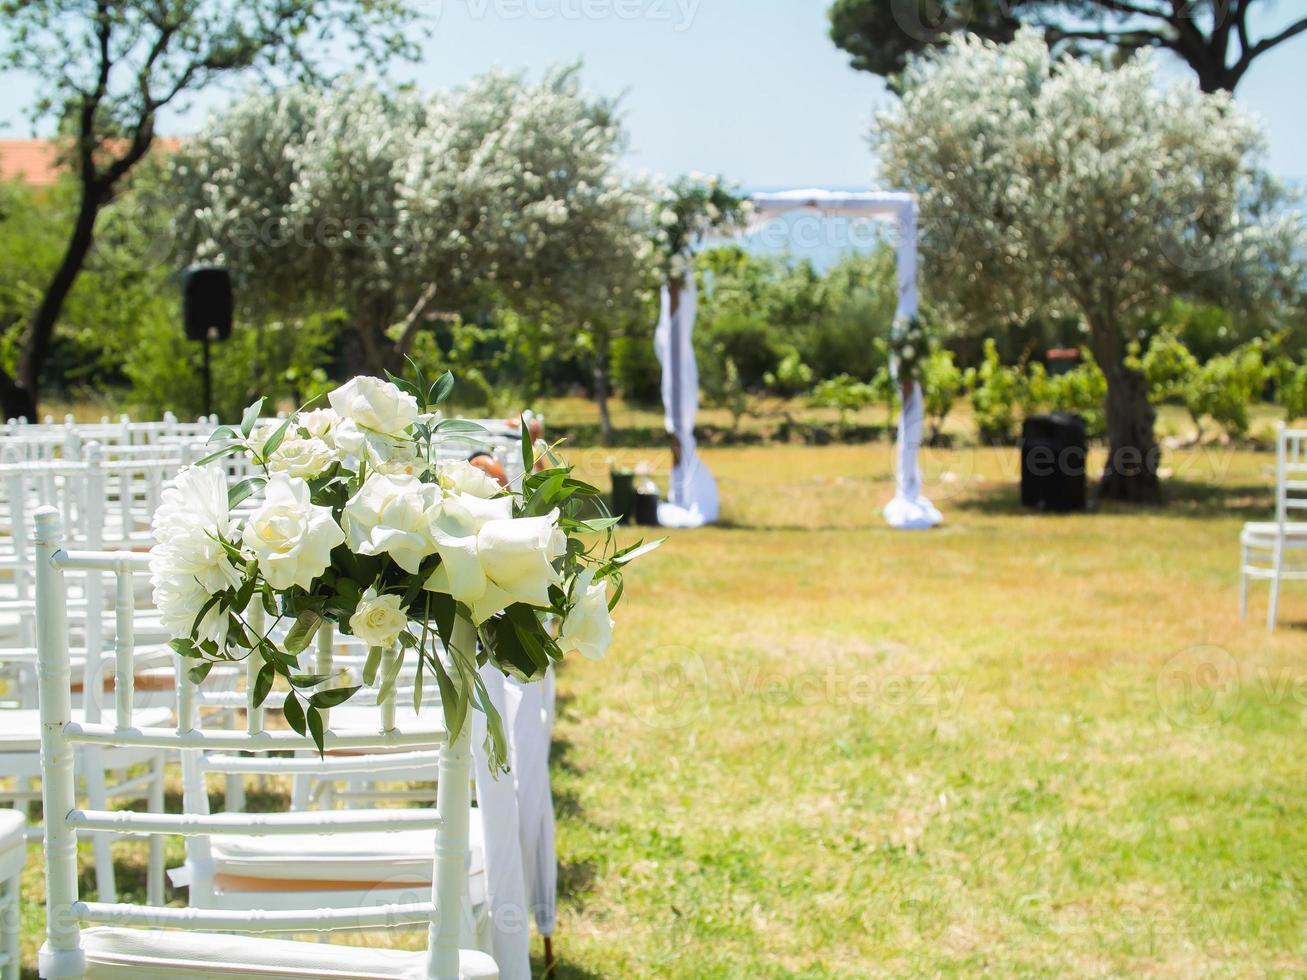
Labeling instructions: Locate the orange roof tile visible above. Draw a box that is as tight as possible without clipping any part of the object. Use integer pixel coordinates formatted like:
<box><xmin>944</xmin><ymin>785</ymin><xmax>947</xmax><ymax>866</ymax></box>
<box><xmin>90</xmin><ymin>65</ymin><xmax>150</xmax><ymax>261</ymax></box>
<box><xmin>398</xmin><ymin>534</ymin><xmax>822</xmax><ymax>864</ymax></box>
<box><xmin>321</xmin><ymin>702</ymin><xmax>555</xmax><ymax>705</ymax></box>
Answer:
<box><xmin>0</xmin><ymin>137</ymin><xmax>183</xmax><ymax>187</ymax></box>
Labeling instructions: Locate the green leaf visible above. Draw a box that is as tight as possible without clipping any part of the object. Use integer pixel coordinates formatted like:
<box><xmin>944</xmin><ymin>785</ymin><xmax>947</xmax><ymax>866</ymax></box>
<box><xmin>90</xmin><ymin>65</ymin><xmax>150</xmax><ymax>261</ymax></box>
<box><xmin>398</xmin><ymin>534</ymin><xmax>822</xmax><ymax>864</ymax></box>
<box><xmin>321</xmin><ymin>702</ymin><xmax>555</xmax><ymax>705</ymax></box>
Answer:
<box><xmin>191</xmin><ymin>444</ymin><xmax>239</xmax><ymax>468</ymax></box>
<box><xmin>566</xmin><ymin>516</ymin><xmax>622</xmax><ymax>534</ymax></box>
<box><xmin>260</xmin><ymin>417</ymin><xmax>294</xmax><ymax>460</ymax></box>
<box><xmin>613</xmin><ymin>538</ymin><xmax>666</xmax><ymax>565</ymax></box>
<box><xmin>414</xmin><ymin>654</ymin><xmax>425</xmax><ymax>712</ymax></box>
<box><xmin>363</xmin><ymin>646</ymin><xmax>383</xmax><ymax>686</ymax></box>
<box><xmin>170</xmin><ymin>638</ymin><xmax>200</xmax><ymax>658</ymax></box>
<box><xmin>283</xmin><ymin>690</ymin><xmax>307</xmax><ymax>736</ymax></box>
<box><xmin>190</xmin><ymin>592</ymin><xmax>223</xmax><ymax>636</ymax></box>
<box><xmin>384</xmin><ymin>370</ymin><xmax>422</xmax><ymax>402</ymax></box>
<box><xmin>607</xmin><ymin>574</ymin><xmax>625</xmax><ymax>612</ymax></box>
<box><xmin>252</xmin><ymin>661</ymin><xmax>276</xmax><ymax>708</ymax></box>
<box><xmin>428</xmin><ymin>371</ymin><xmax>455</xmax><ymax>405</ymax></box>
<box><xmin>240</xmin><ymin>397</ymin><xmax>266</xmax><ymax>438</ymax></box>
<box><xmin>404</xmin><ymin>356</ymin><xmax>428</xmax><ymax>411</ymax></box>
<box><xmin>472</xmin><ymin>670</ymin><xmax>509</xmax><ymax>773</ymax></box>
<box><xmin>435</xmin><ymin>418</ymin><xmax>490</xmax><ymax>438</ymax></box>
<box><xmin>520</xmin><ymin>414</ymin><xmax>533</xmax><ymax>473</ymax></box>
<box><xmin>283</xmin><ymin>610</ymin><xmax>322</xmax><ymax>655</ymax></box>
<box><xmin>207</xmin><ymin>425</ymin><xmax>238</xmax><ymax>443</ymax></box>
<box><xmin>187</xmin><ymin>662</ymin><xmax>213</xmax><ymax>685</ymax></box>
<box><xmin>309</xmin><ymin>685</ymin><xmax>361</xmax><ymax>709</ymax></box>
<box><xmin>307</xmin><ymin>705</ymin><xmax>326</xmax><ymax>756</ymax></box>
<box><xmin>289</xmin><ymin>673</ymin><xmax>334</xmax><ymax>688</ymax></box>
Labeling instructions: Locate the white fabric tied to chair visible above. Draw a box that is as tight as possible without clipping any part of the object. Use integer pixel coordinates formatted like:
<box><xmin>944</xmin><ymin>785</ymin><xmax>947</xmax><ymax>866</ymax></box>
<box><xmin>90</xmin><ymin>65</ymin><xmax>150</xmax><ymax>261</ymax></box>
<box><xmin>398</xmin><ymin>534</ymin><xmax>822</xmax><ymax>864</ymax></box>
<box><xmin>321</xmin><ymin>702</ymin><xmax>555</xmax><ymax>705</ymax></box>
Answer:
<box><xmin>470</xmin><ymin>667</ymin><xmax>559</xmax><ymax>980</ymax></box>
<box><xmin>31</xmin><ymin>508</ymin><xmax>497</xmax><ymax>980</ymax></box>
<box><xmin>883</xmin><ymin>382</ymin><xmax>942</xmax><ymax>530</ymax></box>
<box><xmin>1241</xmin><ymin>424</ymin><xmax>1307</xmax><ymax>630</ymax></box>
<box><xmin>0</xmin><ymin>808</ymin><xmax>24</xmax><ymax>980</ymax></box>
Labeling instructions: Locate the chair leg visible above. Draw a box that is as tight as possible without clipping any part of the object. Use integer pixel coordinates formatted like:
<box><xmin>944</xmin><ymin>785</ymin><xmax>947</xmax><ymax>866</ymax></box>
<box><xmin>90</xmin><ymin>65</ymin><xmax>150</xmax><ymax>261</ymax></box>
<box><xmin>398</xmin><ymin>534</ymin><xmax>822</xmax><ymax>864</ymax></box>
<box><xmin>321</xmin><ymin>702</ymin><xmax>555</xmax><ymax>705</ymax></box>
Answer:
<box><xmin>225</xmin><ymin>772</ymin><xmax>246</xmax><ymax>813</ymax></box>
<box><xmin>1268</xmin><ymin>543</ymin><xmax>1283</xmax><ymax>632</ymax></box>
<box><xmin>82</xmin><ymin>751</ymin><xmax>117</xmax><ymax>903</ymax></box>
<box><xmin>2</xmin><ymin>875</ymin><xmax>18</xmax><ymax>980</ymax></box>
<box><xmin>147</xmin><ymin>752</ymin><xmax>165</xmax><ymax>906</ymax></box>
<box><xmin>1239</xmin><ymin>545</ymin><xmax>1249</xmax><ymax>620</ymax></box>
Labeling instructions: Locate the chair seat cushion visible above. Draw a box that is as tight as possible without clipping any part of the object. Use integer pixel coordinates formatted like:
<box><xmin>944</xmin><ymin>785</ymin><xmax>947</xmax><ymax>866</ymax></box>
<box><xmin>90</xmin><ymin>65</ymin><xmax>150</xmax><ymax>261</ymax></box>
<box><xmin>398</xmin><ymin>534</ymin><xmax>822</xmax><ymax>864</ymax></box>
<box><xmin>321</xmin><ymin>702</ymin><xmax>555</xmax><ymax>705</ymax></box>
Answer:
<box><xmin>80</xmin><ymin>926</ymin><xmax>498</xmax><ymax>979</ymax></box>
<box><xmin>1244</xmin><ymin>522</ymin><xmax>1307</xmax><ymax>546</ymax></box>
<box><xmin>0</xmin><ymin>706</ymin><xmax>173</xmax><ymax>752</ymax></box>
<box><xmin>209</xmin><ymin>809</ymin><xmax>486</xmax><ymax>904</ymax></box>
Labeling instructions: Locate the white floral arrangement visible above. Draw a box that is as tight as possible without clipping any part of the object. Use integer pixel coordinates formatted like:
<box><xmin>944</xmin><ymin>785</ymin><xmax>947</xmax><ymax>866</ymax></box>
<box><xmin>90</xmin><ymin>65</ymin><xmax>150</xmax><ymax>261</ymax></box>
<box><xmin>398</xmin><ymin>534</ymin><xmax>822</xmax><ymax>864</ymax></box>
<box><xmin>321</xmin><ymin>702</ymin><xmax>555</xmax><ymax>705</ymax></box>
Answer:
<box><xmin>889</xmin><ymin>314</ymin><xmax>930</xmax><ymax>385</ymax></box>
<box><xmin>150</xmin><ymin>369</ymin><xmax>660</xmax><ymax>764</ymax></box>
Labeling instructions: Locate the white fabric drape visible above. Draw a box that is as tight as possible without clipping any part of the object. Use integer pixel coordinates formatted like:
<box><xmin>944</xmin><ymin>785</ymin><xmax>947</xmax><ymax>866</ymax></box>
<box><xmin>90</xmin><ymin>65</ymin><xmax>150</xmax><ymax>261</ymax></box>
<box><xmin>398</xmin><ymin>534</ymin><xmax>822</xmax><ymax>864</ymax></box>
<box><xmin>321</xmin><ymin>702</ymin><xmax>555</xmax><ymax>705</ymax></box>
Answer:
<box><xmin>507</xmin><ymin>671</ymin><xmax>557</xmax><ymax>940</ymax></box>
<box><xmin>472</xmin><ymin>667</ymin><xmax>559</xmax><ymax>979</ymax></box>
<box><xmin>654</xmin><ymin>278</ymin><xmax>719</xmax><ymax>528</ymax></box>
<box><xmin>472</xmin><ymin>670</ymin><xmax>531</xmax><ymax>980</ymax></box>
<box><xmin>882</xmin><ymin>381</ymin><xmax>942</xmax><ymax>529</ymax></box>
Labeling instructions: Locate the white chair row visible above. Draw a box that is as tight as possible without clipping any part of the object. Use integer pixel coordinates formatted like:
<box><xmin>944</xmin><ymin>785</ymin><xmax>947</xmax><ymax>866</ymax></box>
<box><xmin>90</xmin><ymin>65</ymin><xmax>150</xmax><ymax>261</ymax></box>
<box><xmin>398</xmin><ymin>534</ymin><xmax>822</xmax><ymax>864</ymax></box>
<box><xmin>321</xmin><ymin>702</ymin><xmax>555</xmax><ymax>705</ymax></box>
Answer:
<box><xmin>32</xmin><ymin>508</ymin><xmax>499</xmax><ymax>978</ymax></box>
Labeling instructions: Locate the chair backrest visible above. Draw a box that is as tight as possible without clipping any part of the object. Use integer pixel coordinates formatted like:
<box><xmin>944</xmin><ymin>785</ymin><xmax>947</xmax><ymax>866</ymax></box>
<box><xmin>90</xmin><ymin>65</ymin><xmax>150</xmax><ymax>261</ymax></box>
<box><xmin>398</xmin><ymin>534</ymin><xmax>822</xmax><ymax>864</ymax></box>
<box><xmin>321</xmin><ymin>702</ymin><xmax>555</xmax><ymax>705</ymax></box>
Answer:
<box><xmin>1275</xmin><ymin>425</ymin><xmax>1307</xmax><ymax>525</ymax></box>
<box><xmin>33</xmin><ymin>507</ymin><xmax>476</xmax><ymax>979</ymax></box>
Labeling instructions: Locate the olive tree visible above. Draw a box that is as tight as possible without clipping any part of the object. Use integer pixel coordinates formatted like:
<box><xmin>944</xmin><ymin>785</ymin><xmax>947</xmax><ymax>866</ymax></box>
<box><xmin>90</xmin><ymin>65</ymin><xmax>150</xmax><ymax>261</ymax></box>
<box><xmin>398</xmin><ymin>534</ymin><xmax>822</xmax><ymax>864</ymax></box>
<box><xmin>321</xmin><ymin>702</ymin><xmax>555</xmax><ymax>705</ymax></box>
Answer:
<box><xmin>173</xmin><ymin>68</ymin><xmax>653</xmax><ymax>393</ymax></box>
<box><xmin>0</xmin><ymin>0</ymin><xmax>421</xmax><ymax>418</ymax></box>
<box><xmin>876</xmin><ymin>28</ymin><xmax>1302</xmax><ymax>501</ymax></box>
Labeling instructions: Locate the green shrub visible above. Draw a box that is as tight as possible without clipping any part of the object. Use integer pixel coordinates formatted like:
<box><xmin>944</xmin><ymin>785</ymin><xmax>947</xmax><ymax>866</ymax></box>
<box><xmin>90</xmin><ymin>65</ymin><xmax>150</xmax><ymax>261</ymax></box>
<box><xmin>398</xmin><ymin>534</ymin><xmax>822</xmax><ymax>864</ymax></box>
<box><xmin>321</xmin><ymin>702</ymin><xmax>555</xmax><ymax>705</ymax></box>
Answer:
<box><xmin>611</xmin><ymin>330</ymin><xmax>662</xmax><ymax>406</ymax></box>
<box><xmin>921</xmin><ymin>347</ymin><xmax>967</xmax><ymax>442</ymax></box>
<box><xmin>810</xmin><ymin>373</ymin><xmax>876</xmax><ymax>433</ymax></box>
<box><xmin>763</xmin><ymin>344</ymin><xmax>813</xmax><ymax>397</ymax></box>
<box><xmin>965</xmin><ymin>338</ymin><xmax>1022</xmax><ymax>443</ymax></box>
<box><xmin>697</xmin><ymin>312</ymin><xmax>780</xmax><ymax>389</ymax></box>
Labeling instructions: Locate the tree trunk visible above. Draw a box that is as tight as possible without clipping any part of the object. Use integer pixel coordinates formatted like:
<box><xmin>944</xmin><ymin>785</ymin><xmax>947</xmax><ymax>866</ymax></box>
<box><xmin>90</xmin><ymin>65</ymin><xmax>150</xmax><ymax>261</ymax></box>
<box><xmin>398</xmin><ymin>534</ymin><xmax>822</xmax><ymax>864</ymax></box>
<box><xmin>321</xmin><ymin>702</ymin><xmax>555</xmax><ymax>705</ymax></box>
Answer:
<box><xmin>0</xmin><ymin>185</ymin><xmax>103</xmax><ymax>419</ymax></box>
<box><xmin>592</xmin><ymin>330</ymin><xmax>613</xmax><ymax>447</ymax></box>
<box><xmin>1099</xmin><ymin>362</ymin><xmax>1161</xmax><ymax>503</ymax></box>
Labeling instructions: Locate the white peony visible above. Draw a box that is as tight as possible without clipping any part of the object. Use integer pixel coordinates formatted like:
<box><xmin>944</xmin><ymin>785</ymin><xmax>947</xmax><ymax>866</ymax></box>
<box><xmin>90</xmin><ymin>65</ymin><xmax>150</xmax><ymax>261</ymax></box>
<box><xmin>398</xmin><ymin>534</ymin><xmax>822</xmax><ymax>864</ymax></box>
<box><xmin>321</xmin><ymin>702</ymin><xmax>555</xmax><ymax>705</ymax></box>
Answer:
<box><xmin>348</xmin><ymin>587</ymin><xmax>409</xmax><ymax>649</ymax></box>
<box><xmin>438</xmin><ymin>459</ymin><xmax>504</xmax><ymax>499</ymax></box>
<box><xmin>328</xmin><ymin>377</ymin><xmax>418</xmax><ymax>438</ymax></box>
<box><xmin>242</xmin><ymin>475</ymin><xmax>344</xmax><ymax>590</ymax></box>
<box><xmin>342</xmin><ymin>473</ymin><xmax>443</xmax><ymax>574</ymax></box>
<box><xmin>150</xmin><ymin>464</ymin><xmax>243</xmax><ymax>645</ymax></box>
<box><xmin>557</xmin><ymin>569</ymin><xmax>613</xmax><ymax>660</ymax></box>
<box><xmin>425</xmin><ymin>504</ymin><xmax>566</xmax><ymax>624</ymax></box>
<box><xmin>268</xmin><ymin>435</ymin><xmax>336</xmax><ymax>479</ymax></box>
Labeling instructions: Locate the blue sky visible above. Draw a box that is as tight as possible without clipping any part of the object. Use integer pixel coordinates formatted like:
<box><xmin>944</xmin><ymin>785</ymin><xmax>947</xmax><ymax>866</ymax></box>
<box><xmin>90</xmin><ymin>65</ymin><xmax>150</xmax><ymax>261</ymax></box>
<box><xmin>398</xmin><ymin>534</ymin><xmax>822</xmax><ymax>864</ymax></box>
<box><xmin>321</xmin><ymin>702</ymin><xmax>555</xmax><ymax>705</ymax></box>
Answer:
<box><xmin>1</xmin><ymin>0</ymin><xmax>1304</xmax><ymax>191</ymax></box>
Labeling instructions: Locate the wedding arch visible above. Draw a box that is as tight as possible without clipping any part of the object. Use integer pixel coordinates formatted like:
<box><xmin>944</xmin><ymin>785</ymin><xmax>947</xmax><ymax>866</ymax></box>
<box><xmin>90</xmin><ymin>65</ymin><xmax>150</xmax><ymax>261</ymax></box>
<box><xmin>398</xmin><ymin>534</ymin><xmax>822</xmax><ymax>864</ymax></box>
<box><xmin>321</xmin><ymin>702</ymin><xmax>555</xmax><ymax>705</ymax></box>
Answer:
<box><xmin>654</xmin><ymin>188</ymin><xmax>938</xmax><ymax>528</ymax></box>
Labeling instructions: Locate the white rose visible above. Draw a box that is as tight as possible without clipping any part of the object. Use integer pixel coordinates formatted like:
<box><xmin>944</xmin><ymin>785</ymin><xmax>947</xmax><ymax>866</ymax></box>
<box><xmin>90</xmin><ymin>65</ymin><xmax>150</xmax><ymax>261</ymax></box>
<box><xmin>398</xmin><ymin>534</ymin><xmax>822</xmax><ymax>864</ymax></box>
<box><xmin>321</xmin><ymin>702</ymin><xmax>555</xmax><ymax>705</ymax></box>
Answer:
<box><xmin>298</xmin><ymin>408</ymin><xmax>341</xmax><ymax>441</ymax></box>
<box><xmin>268</xmin><ymin>435</ymin><xmax>336</xmax><ymax>479</ymax></box>
<box><xmin>425</xmin><ymin>507</ymin><xmax>566</xmax><ymax>624</ymax></box>
<box><xmin>900</xmin><ymin>344</ymin><xmax>916</xmax><ymax>361</ymax></box>
<box><xmin>348</xmin><ymin>587</ymin><xmax>408</xmax><ymax>649</ymax></box>
<box><xmin>438</xmin><ymin>459</ymin><xmax>504</xmax><ymax>499</ymax></box>
<box><xmin>331</xmin><ymin>417</ymin><xmax>421</xmax><ymax>475</ymax></box>
<box><xmin>342</xmin><ymin>473</ymin><xmax>443</xmax><ymax>574</ymax></box>
<box><xmin>557</xmin><ymin>569</ymin><xmax>613</xmax><ymax>660</ymax></box>
<box><xmin>660</xmin><ymin>208</ymin><xmax>679</xmax><ymax>228</ymax></box>
<box><xmin>242</xmin><ymin>475</ymin><xmax>344</xmax><ymax>590</ymax></box>
<box><xmin>151</xmin><ymin>464</ymin><xmax>244</xmax><ymax>644</ymax></box>
<box><xmin>328</xmin><ymin>376</ymin><xmax>418</xmax><ymax>437</ymax></box>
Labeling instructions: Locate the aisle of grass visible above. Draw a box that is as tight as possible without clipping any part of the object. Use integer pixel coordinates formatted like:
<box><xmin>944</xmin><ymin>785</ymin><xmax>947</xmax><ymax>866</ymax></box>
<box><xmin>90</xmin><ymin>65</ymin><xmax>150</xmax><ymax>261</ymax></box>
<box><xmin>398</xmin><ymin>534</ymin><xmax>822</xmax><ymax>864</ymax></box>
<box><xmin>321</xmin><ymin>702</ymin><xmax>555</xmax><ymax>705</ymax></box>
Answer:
<box><xmin>12</xmin><ymin>441</ymin><xmax>1306</xmax><ymax>977</ymax></box>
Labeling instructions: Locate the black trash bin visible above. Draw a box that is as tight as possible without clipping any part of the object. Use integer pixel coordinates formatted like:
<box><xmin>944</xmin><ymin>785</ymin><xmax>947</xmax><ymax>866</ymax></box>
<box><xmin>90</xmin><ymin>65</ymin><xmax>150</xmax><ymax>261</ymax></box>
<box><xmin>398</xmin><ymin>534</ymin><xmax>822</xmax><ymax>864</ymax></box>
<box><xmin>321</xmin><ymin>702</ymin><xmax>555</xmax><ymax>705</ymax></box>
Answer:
<box><xmin>1020</xmin><ymin>413</ymin><xmax>1087</xmax><ymax>512</ymax></box>
<box><xmin>610</xmin><ymin>470</ymin><xmax>636</xmax><ymax>525</ymax></box>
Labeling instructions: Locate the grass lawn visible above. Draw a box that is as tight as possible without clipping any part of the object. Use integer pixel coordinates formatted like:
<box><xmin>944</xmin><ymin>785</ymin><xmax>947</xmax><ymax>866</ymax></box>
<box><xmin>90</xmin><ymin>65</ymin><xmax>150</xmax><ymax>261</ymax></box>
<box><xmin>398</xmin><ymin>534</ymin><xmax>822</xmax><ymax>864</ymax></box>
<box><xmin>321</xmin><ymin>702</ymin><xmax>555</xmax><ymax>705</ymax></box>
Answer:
<box><xmin>13</xmin><ymin>439</ymin><xmax>1307</xmax><ymax>977</ymax></box>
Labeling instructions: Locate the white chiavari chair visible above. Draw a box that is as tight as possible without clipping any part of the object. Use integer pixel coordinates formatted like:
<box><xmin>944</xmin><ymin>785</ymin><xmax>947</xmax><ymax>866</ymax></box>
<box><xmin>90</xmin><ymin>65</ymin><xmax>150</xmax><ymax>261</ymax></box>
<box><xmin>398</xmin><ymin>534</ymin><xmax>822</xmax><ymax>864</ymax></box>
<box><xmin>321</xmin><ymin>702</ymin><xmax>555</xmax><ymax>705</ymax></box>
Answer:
<box><xmin>1241</xmin><ymin>424</ymin><xmax>1307</xmax><ymax>630</ymax></box>
<box><xmin>32</xmin><ymin>507</ymin><xmax>498</xmax><ymax>979</ymax></box>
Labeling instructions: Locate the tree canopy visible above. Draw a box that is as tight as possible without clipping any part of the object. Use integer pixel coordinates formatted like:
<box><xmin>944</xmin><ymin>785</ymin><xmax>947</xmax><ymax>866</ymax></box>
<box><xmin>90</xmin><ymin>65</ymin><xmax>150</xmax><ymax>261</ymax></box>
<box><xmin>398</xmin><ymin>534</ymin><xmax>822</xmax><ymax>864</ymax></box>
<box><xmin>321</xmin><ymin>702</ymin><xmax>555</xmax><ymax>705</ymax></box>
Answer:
<box><xmin>0</xmin><ymin>0</ymin><xmax>422</xmax><ymax>417</ymax></box>
<box><xmin>829</xmin><ymin>0</ymin><xmax>1307</xmax><ymax>92</ymax></box>
<box><xmin>875</xmin><ymin>28</ymin><xmax>1303</xmax><ymax>500</ymax></box>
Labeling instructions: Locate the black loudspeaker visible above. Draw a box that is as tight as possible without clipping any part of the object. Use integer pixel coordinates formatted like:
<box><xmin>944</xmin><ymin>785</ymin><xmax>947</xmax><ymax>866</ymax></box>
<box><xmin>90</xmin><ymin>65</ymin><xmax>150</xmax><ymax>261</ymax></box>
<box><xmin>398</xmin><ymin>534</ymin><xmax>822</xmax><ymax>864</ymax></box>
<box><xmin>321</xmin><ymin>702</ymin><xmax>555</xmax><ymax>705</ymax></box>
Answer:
<box><xmin>182</xmin><ymin>266</ymin><xmax>233</xmax><ymax>342</ymax></box>
<box><xmin>1021</xmin><ymin>413</ymin><xmax>1088</xmax><ymax>512</ymax></box>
